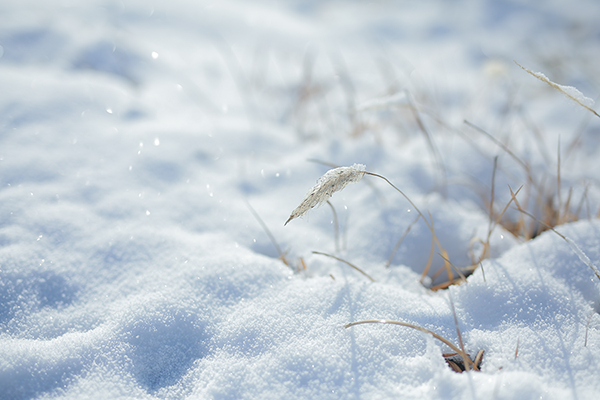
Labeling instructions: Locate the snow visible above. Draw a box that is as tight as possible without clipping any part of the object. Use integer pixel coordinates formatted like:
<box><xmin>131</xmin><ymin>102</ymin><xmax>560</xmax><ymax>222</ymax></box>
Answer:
<box><xmin>520</xmin><ymin>66</ymin><xmax>596</xmax><ymax>109</ymax></box>
<box><xmin>1</xmin><ymin>1</ymin><xmax>600</xmax><ymax>399</ymax></box>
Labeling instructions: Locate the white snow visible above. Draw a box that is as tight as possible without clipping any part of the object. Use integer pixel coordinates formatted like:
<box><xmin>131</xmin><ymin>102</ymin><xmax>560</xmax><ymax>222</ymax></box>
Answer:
<box><xmin>1</xmin><ymin>1</ymin><xmax>600</xmax><ymax>399</ymax></box>
<box><xmin>527</xmin><ymin>69</ymin><xmax>595</xmax><ymax>108</ymax></box>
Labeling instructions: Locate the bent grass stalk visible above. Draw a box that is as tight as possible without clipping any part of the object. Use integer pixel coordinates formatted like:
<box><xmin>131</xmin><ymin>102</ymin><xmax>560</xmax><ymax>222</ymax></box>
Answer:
<box><xmin>326</xmin><ymin>200</ymin><xmax>340</xmax><ymax>253</ymax></box>
<box><xmin>245</xmin><ymin>199</ymin><xmax>293</xmax><ymax>270</ymax></box>
<box><xmin>448</xmin><ymin>290</ymin><xmax>471</xmax><ymax>371</ymax></box>
<box><xmin>285</xmin><ymin>164</ymin><xmax>452</xmax><ymax>284</ymax></box>
<box><xmin>312</xmin><ymin>251</ymin><xmax>375</xmax><ymax>282</ymax></box>
<box><xmin>386</xmin><ymin>214</ymin><xmax>420</xmax><ymax>268</ymax></box>
<box><xmin>585</xmin><ymin>310</ymin><xmax>594</xmax><ymax>347</ymax></box>
<box><xmin>363</xmin><ymin>171</ymin><xmax>451</xmax><ymax>283</ymax></box>
<box><xmin>465</xmin><ymin>120</ymin><xmax>586</xmax><ymax>240</ymax></box>
<box><xmin>515</xmin><ymin>61</ymin><xmax>600</xmax><ymax>119</ymax></box>
<box><xmin>344</xmin><ymin>319</ymin><xmax>473</xmax><ymax>371</ymax></box>
<box><xmin>508</xmin><ymin>186</ymin><xmax>600</xmax><ymax>281</ymax></box>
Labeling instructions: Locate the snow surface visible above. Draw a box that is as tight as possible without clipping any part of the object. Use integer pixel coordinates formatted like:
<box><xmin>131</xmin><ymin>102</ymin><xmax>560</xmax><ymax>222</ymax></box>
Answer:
<box><xmin>1</xmin><ymin>1</ymin><xmax>600</xmax><ymax>399</ymax></box>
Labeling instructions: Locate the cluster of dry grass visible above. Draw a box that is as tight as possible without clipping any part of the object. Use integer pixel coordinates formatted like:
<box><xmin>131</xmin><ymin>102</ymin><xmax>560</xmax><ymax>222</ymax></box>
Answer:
<box><xmin>278</xmin><ymin>61</ymin><xmax>600</xmax><ymax>372</ymax></box>
<box><xmin>247</xmin><ymin>57</ymin><xmax>600</xmax><ymax>373</ymax></box>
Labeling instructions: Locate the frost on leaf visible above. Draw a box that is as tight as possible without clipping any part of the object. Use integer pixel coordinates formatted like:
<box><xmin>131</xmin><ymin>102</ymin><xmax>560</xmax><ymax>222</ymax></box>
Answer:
<box><xmin>284</xmin><ymin>164</ymin><xmax>366</xmax><ymax>225</ymax></box>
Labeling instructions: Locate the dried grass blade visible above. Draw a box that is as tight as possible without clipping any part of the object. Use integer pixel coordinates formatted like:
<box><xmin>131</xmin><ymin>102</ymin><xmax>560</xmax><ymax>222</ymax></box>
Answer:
<box><xmin>464</xmin><ymin>120</ymin><xmax>530</xmax><ymax>173</ymax></box>
<box><xmin>326</xmin><ymin>200</ymin><xmax>340</xmax><ymax>253</ymax></box>
<box><xmin>386</xmin><ymin>214</ymin><xmax>420</xmax><ymax>268</ymax></box>
<box><xmin>344</xmin><ymin>319</ymin><xmax>471</xmax><ymax>368</ymax></box>
<box><xmin>488</xmin><ymin>156</ymin><xmax>499</xmax><ymax>234</ymax></box>
<box><xmin>245</xmin><ymin>199</ymin><xmax>293</xmax><ymax>270</ymax></box>
<box><xmin>437</xmin><ymin>253</ymin><xmax>468</xmax><ymax>284</ymax></box>
<box><xmin>422</xmin><ymin>222</ymin><xmax>436</xmax><ymax>284</ymax></box>
<box><xmin>430</xmin><ymin>279</ymin><xmax>464</xmax><ymax>291</ymax></box>
<box><xmin>585</xmin><ymin>310</ymin><xmax>594</xmax><ymax>347</ymax></box>
<box><xmin>508</xmin><ymin>188</ymin><xmax>600</xmax><ymax>281</ymax></box>
<box><xmin>515</xmin><ymin>61</ymin><xmax>600</xmax><ymax>119</ymax></box>
<box><xmin>449</xmin><ymin>291</ymin><xmax>471</xmax><ymax>371</ymax></box>
<box><xmin>364</xmin><ymin>171</ymin><xmax>449</xmax><ymax>283</ymax></box>
<box><xmin>473</xmin><ymin>350</ymin><xmax>485</xmax><ymax>371</ymax></box>
<box><xmin>557</xmin><ymin>139</ymin><xmax>562</xmax><ymax>224</ymax></box>
<box><xmin>312</xmin><ymin>251</ymin><xmax>375</xmax><ymax>282</ymax></box>
<box><xmin>447</xmin><ymin>360</ymin><xmax>463</xmax><ymax>373</ymax></box>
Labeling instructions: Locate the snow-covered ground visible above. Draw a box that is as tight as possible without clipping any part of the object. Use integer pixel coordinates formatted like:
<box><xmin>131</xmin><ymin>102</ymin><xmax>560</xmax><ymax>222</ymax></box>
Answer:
<box><xmin>1</xmin><ymin>1</ymin><xmax>600</xmax><ymax>399</ymax></box>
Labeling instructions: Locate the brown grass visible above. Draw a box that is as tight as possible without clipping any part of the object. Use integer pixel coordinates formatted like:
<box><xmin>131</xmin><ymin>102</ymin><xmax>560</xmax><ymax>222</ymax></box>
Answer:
<box><xmin>312</xmin><ymin>251</ymin><xmax>375</xmax><ymax>282</ymax></box>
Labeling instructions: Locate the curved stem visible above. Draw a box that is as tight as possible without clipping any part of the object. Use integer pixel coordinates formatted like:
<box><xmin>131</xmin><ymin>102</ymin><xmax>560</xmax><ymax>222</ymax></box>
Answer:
<box><xmin>326</xmin><ymin>200</ymin><xmax>340</xmax><ymax>253</ymax></box>
<box><xmin>344</xmin><ymin>319</ymin><xmax>470</xmax><ymax>368</ymax></box>
<box><xmin>313</xmin><ymin>251</ymin><xmax>375</xmax><ymax>282</ymax></box>
<box><xmin>364</xmin><ymin>171</ymin><xmax>452</xmax><ymax>283</ymax></box>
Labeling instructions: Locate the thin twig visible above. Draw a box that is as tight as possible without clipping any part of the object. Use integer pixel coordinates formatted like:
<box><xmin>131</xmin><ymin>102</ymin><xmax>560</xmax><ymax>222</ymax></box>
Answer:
<box><xmin>515</xmin><ymin>61</ymin><xmax>600</xmax><ymax>119</ymax></box>
<box><xmin>312</xmin><ymin>251</ymin><xmax>375</xmax><ymax>282</ymax></box>
<box><xmin>245</xmin><ymin>199</ymin><xmax>293</xmax><ymax>270</ymax></box>
<box><xmin>508</xmin><ymin>186</ymin><xmax>600</xmax><ymax>281</ymax></box>
<box><xmin>326</xmin><ymin>200</ymin><xmax>340</xmax><ymax>253</ymax></box>
<box><xmin>473</xmin><ymin>350</ymin><xmax>485</xmax><ymax>371</ymax></box>
<box><xmin>364</xmin><ymin>171</ymin><xmax>450</xmax><ymax>284</ymax></box>
<box><xmin>557</xmin><ymin>138</ymin><xmax>562</xmax><ymax>224</ymax></box>
<box><xmin>437</xmin><ymin>253</ymin><xmax>468</xmax><ymax>284</ymax></box>
<box><xmin>488</xmin><ymin>156</ymin><xmax>498</xmax><ymax>236</ymax></box>
<box><xmin>479</xmin><ymin>261</ymin><xmax>486</xmax><ymax>283</ymax></box>
<box><xmin>585</xmin><ymin>309</ymin><xmax>594</xmax><ymax>347</ymax></box>
<box><xmin>344</xmin><ymin>319</ymin><xmax>471</xmax><ymax>369</ymax></box>
<box><xmin>464</xmin><ymin>120</ymin><xmax>529</xmax><ymax>173</ymax></box>
<box><xmin>449</xmin><ymin>291</ymin><xmax>472</xmax><ymax>371</ymax></box>
<box><xmin>386</xmin><ymin>214</ymin><xmax>420</xmax><ymax>268</ymax></box>
<box><xmin>406</xmin><ymin>92</ymin><xmax>447</xmax><ymax>195</ymax></box>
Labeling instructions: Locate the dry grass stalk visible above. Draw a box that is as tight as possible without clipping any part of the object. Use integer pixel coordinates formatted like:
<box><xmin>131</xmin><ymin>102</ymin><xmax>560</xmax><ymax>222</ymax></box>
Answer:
<box><xmin>464</xmin><ymin>120</ymin><xmax>530</xmax><ymax>174</ymax></box>
<box><xmin>557</xmin><ymin>141</ymin><xmax>563</xmax><ymax>223</ymax></box>
<box><xmin>469</xmin><ymin>168</ymin><xmax>523</xmax><ymax>267</ymax></box>
<box><xmin>473</xmin><ymin>350</ymin><xmax>485</xmax><ymax>371</ymax></box>
<box><xmin>515</xmin><ymin>61</ymin><xmax>600</xmax><ymax>119</ymax></box>
<box><xmin>446</xmin><ymin>359</ymin><xmax>463</xmax><ymax>373</ymax></box>
<box><xmin>436</xmin><ymin>253</ymin><xmax>468</xmax><ymax>285</ymax></box>
<box><xmin>285</xmin><ymin>164</ymin><xmax>453</xmax><ymax>286</ymax></box>
<box><xmin>405</xmin><ymin>92</ymin><xmax>447</xmax><ymax>194</ymax></box>
<box><xmin>285</xmin><ymin>164</ymin><xmax>366</xmax><ymax>225</ymax></box>
<box><xmin>312</xmin><ymin>251</ymin><xmax>375</xmax><ymax>282</ymax></box>
<box><xmin>386</xmin><ymin>214</ymin><xmax>420</xmax><ymax>268</ymax></box>
<box><xmin>465</xmin><ymin>120</ymin><xmax>589</xmax><ymax>241</ymax></box>
<box><xmin>430</xmin><ymin>278</ymin><xmax>466</xmax><ymax>291</ymax></box>
<box><xmin>245</xmin><ymin>199</ymin><xmax>293</xmax><ymax>270</ymax></box>
<box><xmin>449</xmin><ymin>290</ymin><xmax>471</xmax><ymax>371</ymax></box>
<box><xmin>585</xmin><ymin>310</ymin><xmax>594</xmax><ymax>347</ymax></box>
<box><xmin>508</xmin><ymin>186</ymin><xmax>600</xmax><ymax>281</ymax></box>
<box><xmin>443</xmin><ymin>350</ymin><xmax>484</xmax><ymax>372</ymax></box>
<box><xmin>426</xmin><ymin>212</ymin><xmax>455</xmax><ymax>284</ymax></box>
<box><xmin>344</xmin><ymin>319</ymin><xmax>480</xmax><ymax>373</ymax></box>
<box><xmin>325</xmin><ymin>200</ymin><xmax>340</xmax><ymax>252</ymax></box>
<box><xmin>360</xmin><ymin>171</ymin><xmax>452</xmax><ymax>285</ymax></box>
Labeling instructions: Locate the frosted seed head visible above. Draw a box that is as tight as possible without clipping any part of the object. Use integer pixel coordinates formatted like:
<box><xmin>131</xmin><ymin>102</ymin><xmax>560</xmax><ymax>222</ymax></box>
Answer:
<box><xmin>284</xmin><ymin>164</ymin><xmax>366</xmax><ymax>225</ymax></box>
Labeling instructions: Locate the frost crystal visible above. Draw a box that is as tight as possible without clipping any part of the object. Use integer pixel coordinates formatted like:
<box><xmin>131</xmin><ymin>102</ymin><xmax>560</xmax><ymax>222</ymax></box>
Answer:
<box><xmin>285</xmin><ymin>164</ymin><xmax>366</xmax><ymax>225</ymax></box>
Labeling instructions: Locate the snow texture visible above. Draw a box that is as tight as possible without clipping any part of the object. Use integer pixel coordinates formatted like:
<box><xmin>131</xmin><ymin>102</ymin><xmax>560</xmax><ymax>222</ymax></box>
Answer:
<box><xmin>1</xmin><ymin>1</ymin><xmax>600</xmax><ymax>399</ymax></box>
